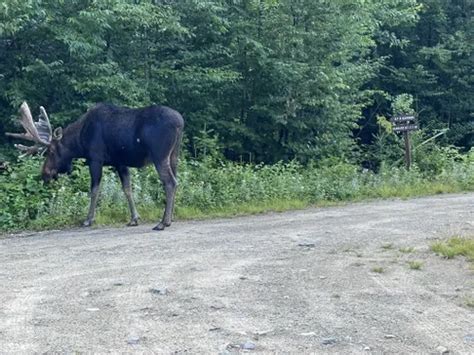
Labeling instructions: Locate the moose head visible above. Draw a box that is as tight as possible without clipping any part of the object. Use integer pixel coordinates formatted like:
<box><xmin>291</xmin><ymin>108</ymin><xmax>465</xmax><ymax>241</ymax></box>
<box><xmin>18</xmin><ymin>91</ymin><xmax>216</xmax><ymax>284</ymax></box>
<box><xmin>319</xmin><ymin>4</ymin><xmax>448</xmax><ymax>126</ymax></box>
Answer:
<box><xmin>6</xmin><ymin>102</ymin><xmax>72</xmax><ymax>182</ymax></box>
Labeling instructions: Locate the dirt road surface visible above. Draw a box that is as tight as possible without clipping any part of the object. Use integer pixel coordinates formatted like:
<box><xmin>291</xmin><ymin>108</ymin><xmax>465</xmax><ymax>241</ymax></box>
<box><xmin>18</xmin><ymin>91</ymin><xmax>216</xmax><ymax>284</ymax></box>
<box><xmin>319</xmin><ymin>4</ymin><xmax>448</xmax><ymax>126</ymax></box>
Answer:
<box><xmin>1</xmin><ymin>193</ymin><xmax>473</xmax><ymax>353</ymax></box>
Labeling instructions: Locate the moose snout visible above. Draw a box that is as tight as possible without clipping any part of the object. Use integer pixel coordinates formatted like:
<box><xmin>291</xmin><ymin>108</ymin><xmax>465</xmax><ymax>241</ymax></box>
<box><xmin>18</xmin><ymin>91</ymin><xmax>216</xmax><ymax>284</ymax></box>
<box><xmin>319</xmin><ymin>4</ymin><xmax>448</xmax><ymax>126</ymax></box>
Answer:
<box><xmin>42</xmin><ymin>168</ymin><xmax>58</xmax><ymax>183</ymax></box>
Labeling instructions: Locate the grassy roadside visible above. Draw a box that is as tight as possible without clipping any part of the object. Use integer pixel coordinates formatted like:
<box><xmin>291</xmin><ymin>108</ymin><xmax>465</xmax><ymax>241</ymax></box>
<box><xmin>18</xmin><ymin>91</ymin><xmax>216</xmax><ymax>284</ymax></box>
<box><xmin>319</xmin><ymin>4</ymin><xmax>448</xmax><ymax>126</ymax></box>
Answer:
<box><xmin>1</xmin><ymin>155</ymin><xmax>473</xmax><ymax>233</ymax></box>
<box><xmin>98</xmin><ymin>184</ymin><xmax>468</xmax><ymax>227</ymax></box>
<box><xmin>45</xmin><ymin>169</ymin><xmax>474</xmax><ymax>229</ymax></box>
<box><xmin>23</xmin><ymin>186</ymin><xmax>471</xmax><ymax>231</ymax></box>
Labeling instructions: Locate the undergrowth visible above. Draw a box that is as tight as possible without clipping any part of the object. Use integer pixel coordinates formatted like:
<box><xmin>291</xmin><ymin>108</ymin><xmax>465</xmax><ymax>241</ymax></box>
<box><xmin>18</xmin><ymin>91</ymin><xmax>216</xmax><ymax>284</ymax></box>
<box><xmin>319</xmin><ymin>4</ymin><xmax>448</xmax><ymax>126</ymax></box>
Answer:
<box><xmin>1</xmin><ymin>149</ymin><xmax>473</xmax><ymax>232</ymax></box>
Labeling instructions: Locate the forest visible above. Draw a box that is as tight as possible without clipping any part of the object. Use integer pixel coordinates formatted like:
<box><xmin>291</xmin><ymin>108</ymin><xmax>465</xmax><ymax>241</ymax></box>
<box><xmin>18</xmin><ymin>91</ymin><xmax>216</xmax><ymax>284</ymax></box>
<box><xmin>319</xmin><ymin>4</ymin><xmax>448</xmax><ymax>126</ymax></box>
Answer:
<box><xmin>0</xmin><ymin>0</ymin><xmax>472</xmax><ymax>231</ymax></box>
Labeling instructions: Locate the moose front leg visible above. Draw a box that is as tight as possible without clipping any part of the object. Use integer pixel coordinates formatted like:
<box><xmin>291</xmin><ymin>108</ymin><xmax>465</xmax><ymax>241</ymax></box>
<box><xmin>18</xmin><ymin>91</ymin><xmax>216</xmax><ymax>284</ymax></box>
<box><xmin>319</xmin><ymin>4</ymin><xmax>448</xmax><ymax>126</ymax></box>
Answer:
<box><xmin>83</xmin><ymin>161</ymin><xmax>103</xmax><ymax>227</ymax></box>
<box><xmin>116</xmin><ymin>166</ymin><xmax>140</xmax><ymax>226</ymax></box>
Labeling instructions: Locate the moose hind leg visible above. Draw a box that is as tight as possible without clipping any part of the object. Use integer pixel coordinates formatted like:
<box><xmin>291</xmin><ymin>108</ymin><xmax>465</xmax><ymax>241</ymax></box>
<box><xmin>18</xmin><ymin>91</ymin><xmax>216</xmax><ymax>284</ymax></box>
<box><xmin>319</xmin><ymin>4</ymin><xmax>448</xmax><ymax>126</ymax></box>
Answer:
<box><xmin>170</xmin><ymin>135</ymin><xmax>181</xmax><ymax>181</ymax></box>
<box><xmin>153</xmin><ymin>160</ymin><xmax>177</xmax><ymax>231</ymax></box>
<box><xmin>117</xmin><ymin>166</ymin><xmax>140</xmax><ymax>226</ymax></box>
<box><xmin>83</xmin><ymin>161</ymin><xmax>103</xmax><ymax>227</ymax></box>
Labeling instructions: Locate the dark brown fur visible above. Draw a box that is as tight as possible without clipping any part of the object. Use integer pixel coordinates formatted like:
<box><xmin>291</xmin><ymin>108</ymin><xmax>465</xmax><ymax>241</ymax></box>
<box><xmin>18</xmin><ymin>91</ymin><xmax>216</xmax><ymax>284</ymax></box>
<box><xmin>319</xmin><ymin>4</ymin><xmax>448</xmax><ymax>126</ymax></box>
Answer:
<box><xmin>42</xmin><ymin>103</ymin><xmax>184</xmax><ymax>230</ymax></box>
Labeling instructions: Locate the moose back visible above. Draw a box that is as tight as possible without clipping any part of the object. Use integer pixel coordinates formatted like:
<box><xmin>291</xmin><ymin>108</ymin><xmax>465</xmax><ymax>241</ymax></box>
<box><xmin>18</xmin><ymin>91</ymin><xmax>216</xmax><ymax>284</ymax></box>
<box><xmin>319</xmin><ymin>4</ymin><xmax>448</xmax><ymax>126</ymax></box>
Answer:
<box><xmin>6</xmin><ymin>102</ymin><xmax>184</xmax><ymax>231</ymax></box>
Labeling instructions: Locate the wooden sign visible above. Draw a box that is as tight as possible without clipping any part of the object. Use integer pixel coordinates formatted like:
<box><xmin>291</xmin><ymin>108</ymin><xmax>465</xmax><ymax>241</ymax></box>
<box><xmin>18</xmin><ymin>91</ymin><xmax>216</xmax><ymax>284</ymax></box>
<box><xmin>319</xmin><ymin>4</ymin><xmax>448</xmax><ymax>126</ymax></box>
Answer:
<box><xmin>391</xmin><ymin>114</ymin><xmax>419</xmax><ymax>170</ymax></box>
<box><xmin>393</xmin><ymin>124</ymin><xmax>418</xmax><ymax>132</ymax></box>
<box><xmin>391</xmin><ymin>115</ymin><xmax>416</xmax><ymax>123</ymax></box>
<box><xmin>391</xmin><ymin>114</ymin><xmax>418</xmax><ymax>133</ymax></box>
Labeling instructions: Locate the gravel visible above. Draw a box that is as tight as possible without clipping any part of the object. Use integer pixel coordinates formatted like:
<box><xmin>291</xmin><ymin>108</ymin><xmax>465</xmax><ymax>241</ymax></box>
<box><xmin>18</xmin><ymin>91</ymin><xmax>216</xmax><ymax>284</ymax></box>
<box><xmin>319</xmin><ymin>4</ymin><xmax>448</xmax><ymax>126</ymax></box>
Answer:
<box><xmin>0</xmin><ymin>193</ymin><xmax>473</xmax><ymax>353</ymax></box>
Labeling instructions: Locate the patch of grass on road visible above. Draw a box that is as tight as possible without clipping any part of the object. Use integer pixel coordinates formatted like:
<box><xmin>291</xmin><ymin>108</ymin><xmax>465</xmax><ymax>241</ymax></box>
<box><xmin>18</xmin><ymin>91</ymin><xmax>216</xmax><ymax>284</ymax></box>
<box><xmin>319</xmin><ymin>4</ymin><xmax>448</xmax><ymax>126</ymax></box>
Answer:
<box><xmin>408</xmin><ymin>261</ymin><xmax>423</xmax><ymax>270</ymax></box>
<box><xmin>399</xmin><ymin>247</ymin><xmax>415</xmax><ymax>254</ymax></box>
<box><xmin>371</xmin><ymin>266</ymin><xmax>385</xmax><ymax>273</ymax></box>
<box><xmin>381</xmin><ymin>243</ymin><xmax>394</xmax><ymax>250</ymax></box>
<box><xmin>431</xmin><ymin>236</ymin><xmax>474</xmax><ymax>262</ymax></box>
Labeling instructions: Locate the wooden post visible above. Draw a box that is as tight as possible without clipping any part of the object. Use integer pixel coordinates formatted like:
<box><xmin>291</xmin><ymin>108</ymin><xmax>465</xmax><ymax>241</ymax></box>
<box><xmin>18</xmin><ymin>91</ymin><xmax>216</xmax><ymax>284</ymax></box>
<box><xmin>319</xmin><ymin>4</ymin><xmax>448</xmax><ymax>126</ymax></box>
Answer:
<box><xmin>391</xmin><ymin>114</ymin><xmax>417</xmax><ymax>170</ymax></box>
<box><xmin>403</xmin><ymin>131</ymin><xmax>411</xmax><ymax>170</ymax></box>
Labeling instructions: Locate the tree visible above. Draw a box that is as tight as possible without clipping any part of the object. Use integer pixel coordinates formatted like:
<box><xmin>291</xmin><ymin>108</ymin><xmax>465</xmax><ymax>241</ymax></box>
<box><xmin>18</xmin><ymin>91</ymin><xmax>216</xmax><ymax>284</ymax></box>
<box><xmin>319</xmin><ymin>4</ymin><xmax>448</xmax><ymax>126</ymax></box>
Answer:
<box><xmin>362</xmin><ymin>0</ymin><xmax>473</xmax><ymax>151</ymax></box>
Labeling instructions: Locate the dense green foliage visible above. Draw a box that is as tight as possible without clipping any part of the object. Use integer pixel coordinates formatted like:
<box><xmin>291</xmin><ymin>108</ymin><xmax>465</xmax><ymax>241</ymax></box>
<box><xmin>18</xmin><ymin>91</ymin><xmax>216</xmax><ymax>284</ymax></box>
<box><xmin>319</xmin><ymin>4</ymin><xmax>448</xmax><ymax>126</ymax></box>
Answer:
<box><xmin>367</xmin><ymin>0</ymin><xmax>473</xmax><ymax>150</ymax></box>
<box><xmin>0</xmin><ymin>1</ymin><xmax>472</xmax><ymax>232</ymax></box>
<box><xmin>1</xmin><ymin>0</ymin><xmax>471</xmax><ymax>162</ymax></box>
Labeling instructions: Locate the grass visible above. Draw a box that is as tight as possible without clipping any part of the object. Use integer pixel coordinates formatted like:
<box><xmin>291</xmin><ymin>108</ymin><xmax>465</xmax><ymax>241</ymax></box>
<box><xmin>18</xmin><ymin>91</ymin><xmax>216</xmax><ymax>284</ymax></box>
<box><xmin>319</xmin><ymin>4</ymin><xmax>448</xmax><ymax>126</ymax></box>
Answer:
<box><xmin>371</xmin><ymin>266</ymin><xmax>385</xmax><ymax>273</ymax></box>
<box><xmin>431</xmin><ymin>236</ymin><xmax>474</xmax><ymax>262</ymax></box>
<box><xmin>176</xmin><ymin>198</ymin><xmax>311</xmax><ymax>219</ymax></box>
<box><xmin>399</xmin><ymin>247</ymin><xmax>415</xmax><ymax>254</ymax></box>
<box><xmin>95</xmin><ymin>198</ymin><xmax>311</xmax><ymax>226</ymax></box>
<box><xmin>407</xmin><ymin>260</ymin><xmax>423</xmax><ymax>270</ymax></box>
<box><xmin>465</xmin><ymin>297</ymin><xmax>474</xmax><ymax>308</ymax></box>
<box><xmin>381</xmin><ymin>243</ymin><xmax>394</xmax><ymax>250</ymax></box>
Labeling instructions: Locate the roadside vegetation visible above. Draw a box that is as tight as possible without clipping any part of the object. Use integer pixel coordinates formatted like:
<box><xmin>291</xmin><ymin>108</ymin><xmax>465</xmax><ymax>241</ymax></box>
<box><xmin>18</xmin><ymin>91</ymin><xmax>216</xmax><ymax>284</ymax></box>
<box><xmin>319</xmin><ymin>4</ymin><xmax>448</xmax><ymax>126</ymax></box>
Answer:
<box><xmin>1</xmin><ymin>146</ymin><xmax>472</xmax><ymax>232</ymax></box>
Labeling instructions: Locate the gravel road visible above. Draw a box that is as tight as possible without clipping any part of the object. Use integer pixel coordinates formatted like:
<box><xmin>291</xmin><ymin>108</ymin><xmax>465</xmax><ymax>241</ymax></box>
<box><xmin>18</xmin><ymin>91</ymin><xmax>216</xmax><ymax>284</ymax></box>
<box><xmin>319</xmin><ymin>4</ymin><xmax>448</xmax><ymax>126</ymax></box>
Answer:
<box><xmin>1</xmin><ymin>193</ymin><xmax>473</xmax><ymax>353</ymax></box>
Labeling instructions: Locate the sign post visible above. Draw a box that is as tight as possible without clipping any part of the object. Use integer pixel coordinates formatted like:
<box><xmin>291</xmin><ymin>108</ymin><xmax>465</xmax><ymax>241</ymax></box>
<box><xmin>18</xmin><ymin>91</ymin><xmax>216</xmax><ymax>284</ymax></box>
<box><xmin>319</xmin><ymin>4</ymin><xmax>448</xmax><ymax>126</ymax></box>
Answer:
<box><xmin>403</xmin><ymin>131</ymin><xmax>411</xmax><ymax>169</ymax></box>
<box><xmin>390</xmin><ymin>114</ymin><xmax>418</xmax><ymax>170</ymax></box>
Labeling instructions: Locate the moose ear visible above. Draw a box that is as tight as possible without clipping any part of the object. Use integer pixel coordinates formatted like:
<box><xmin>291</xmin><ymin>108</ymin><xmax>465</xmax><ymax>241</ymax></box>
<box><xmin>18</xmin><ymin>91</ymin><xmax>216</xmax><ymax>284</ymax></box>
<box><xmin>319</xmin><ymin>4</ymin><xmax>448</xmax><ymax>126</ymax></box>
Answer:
<box><xmin>53</xmin><ymin>127</ymin><xmax>63</xmax><ymax>140</ymax></box>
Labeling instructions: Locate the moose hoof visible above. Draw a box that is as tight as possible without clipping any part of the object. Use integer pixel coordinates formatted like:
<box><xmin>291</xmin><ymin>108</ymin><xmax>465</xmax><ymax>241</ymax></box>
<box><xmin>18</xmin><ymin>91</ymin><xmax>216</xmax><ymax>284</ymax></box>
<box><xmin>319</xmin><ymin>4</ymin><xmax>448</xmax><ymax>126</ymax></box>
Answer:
<box><xmin>127</xmin><ymin>218</ymin><xmax>139</xmax><ymax>227</ymax></box>
<box><xmin>152</xmin><ymin>222</ymin><xmax>166</xmax><ymax>231</ymax></box>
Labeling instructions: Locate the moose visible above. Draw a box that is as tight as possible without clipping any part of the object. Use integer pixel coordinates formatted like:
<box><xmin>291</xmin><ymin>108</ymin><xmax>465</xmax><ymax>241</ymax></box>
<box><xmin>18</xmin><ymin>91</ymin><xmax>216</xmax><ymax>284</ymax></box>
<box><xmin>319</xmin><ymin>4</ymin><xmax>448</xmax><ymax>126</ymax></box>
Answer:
<box><xmin>6</xmin><ymin>102</ymin><xmax>184</xmax><ymax>231</ymax></box>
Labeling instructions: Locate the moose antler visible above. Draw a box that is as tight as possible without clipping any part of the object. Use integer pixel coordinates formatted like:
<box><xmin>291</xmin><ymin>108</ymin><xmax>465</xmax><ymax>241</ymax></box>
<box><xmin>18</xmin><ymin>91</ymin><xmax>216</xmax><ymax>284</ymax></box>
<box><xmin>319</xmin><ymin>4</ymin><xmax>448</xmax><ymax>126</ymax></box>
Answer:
<box><xmin>38</xmin><ymin>106</ymin><xmax>52</xmax><ymax>143</ymax></box>
<box><xmin>5</xmin><ymin>102</ymin><xmax>52</xmax><ymax>155</ymax></box>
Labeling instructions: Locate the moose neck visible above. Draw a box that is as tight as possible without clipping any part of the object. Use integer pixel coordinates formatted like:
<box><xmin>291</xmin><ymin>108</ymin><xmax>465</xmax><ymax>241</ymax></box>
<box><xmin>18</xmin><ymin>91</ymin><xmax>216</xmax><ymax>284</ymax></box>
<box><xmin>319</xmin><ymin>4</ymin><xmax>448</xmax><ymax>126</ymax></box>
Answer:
<box><xmin>60</xmin><ymin>119</ymin><xmax>86</xmax><ymax>159</ymax></box>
